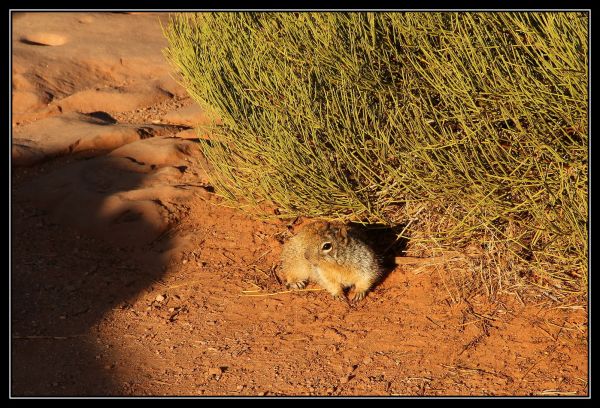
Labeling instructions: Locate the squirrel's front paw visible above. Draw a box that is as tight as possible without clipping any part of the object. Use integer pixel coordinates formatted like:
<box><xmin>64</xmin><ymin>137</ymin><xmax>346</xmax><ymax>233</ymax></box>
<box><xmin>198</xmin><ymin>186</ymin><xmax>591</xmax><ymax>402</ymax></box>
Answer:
<box><xmin>331</xmin><ymin>292</ymin><xmax>347</xmax><ymax>302</ymax></box>
<box><xmin>351</xmin><ymin>291</ymin><xmax>367</xmax><ymax>303</ymax></box>
<box><xmin>286</xmin><ymin>280</ymin><xmax>308</xmax><ymax>290</ymax></box>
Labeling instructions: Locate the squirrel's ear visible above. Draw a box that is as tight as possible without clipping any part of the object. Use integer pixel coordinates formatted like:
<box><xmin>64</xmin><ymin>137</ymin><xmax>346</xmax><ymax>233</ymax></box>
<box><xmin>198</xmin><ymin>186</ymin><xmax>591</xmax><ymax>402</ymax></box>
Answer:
<box><xmin>313</xmin><ymin>221</ymin><xmax>329</xmax><ymax>233</ymax></box>
<box><xmin>334</xmin><ymin>225</ymin><xmax>349</xmax><ymax>245</ymax></box>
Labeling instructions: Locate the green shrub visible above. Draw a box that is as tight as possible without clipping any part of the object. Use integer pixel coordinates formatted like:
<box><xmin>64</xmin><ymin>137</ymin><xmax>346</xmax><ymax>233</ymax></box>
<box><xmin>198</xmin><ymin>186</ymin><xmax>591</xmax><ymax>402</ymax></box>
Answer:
<box><xmin>163</xmin><ymin>12</ymin><xmax>588</xmax><ymax>300</ymax></box>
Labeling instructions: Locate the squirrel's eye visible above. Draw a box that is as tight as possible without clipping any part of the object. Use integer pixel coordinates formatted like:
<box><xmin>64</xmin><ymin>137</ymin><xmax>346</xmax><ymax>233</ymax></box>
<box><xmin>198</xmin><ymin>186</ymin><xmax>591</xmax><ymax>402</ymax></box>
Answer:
<box><xmin>321</xmin><ymin>242</ymin><xmax>332</xmax><ymax>251</ymax></box>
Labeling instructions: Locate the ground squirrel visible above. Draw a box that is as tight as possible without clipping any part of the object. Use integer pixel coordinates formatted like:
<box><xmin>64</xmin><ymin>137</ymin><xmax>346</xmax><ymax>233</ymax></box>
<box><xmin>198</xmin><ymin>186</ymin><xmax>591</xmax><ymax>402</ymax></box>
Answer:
<box><xmin>280</xmin><ymin>221</ymin><xmax>382</xmax><ymax>302</ymax></box>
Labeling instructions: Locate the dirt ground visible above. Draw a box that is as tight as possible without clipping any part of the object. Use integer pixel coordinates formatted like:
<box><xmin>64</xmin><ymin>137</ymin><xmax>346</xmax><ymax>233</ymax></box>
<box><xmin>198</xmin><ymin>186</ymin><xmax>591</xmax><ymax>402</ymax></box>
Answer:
<box><xmin>10</xmin><ymin>12</ymin><xmax>589</xmax><ymax>397</ymax></box>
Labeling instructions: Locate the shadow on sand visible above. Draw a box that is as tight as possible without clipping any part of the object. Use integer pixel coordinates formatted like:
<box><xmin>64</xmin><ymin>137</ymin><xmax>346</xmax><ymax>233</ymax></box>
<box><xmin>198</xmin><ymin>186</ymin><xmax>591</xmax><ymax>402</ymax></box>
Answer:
<box><xmin>11</xmin><ymin>138</ymin><xmax>195</xmax><ymax>396</ymax></box>
<box><xmin>348</xmin><ymin>222</ymin><xmax>409</xmax><ymax>288</ymax></box>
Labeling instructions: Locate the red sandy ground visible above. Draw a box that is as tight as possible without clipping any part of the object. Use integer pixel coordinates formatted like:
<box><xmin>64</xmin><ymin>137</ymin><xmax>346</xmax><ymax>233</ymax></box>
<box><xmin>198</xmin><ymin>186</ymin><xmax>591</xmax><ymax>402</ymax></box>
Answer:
<box><xmin>11</xmin><ymin>12</ymin><xmax>588</xmax><ymax>397</ymax></box>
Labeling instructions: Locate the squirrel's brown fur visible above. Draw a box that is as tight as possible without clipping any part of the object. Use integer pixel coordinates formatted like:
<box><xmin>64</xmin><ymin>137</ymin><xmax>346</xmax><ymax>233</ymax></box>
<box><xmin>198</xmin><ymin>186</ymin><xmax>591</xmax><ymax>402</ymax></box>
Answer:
<box><xmin>280</xmin><ymin>221</ymin><xmax>381</xmax><ymax>302</ymax></box>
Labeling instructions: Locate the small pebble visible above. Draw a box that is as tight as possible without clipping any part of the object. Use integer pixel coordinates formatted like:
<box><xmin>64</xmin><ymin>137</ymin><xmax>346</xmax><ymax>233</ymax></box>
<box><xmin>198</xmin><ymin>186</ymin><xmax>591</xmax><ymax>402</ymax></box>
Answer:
<box><xmin>155</xmin><ymin>294</ymin><xmax>165</xmax><ymax>302</ymax></box>
<box><xmin>207</xmin><ymin>367</ymin><xmax>223</xmax><ymax>380</ymax></box>
<box><xmin>78</xmin><ymin>15</ymin><xmax>94</xmax><ymax>24</ymax></box>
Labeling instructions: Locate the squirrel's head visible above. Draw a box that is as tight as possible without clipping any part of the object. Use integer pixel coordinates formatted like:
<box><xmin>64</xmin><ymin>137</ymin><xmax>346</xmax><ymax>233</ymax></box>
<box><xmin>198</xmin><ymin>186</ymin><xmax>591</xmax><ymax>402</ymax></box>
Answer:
<box><xmin>303</xmin><ymin>221</ymin><xmax>350</xmax><ymax>264</ymax></box>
